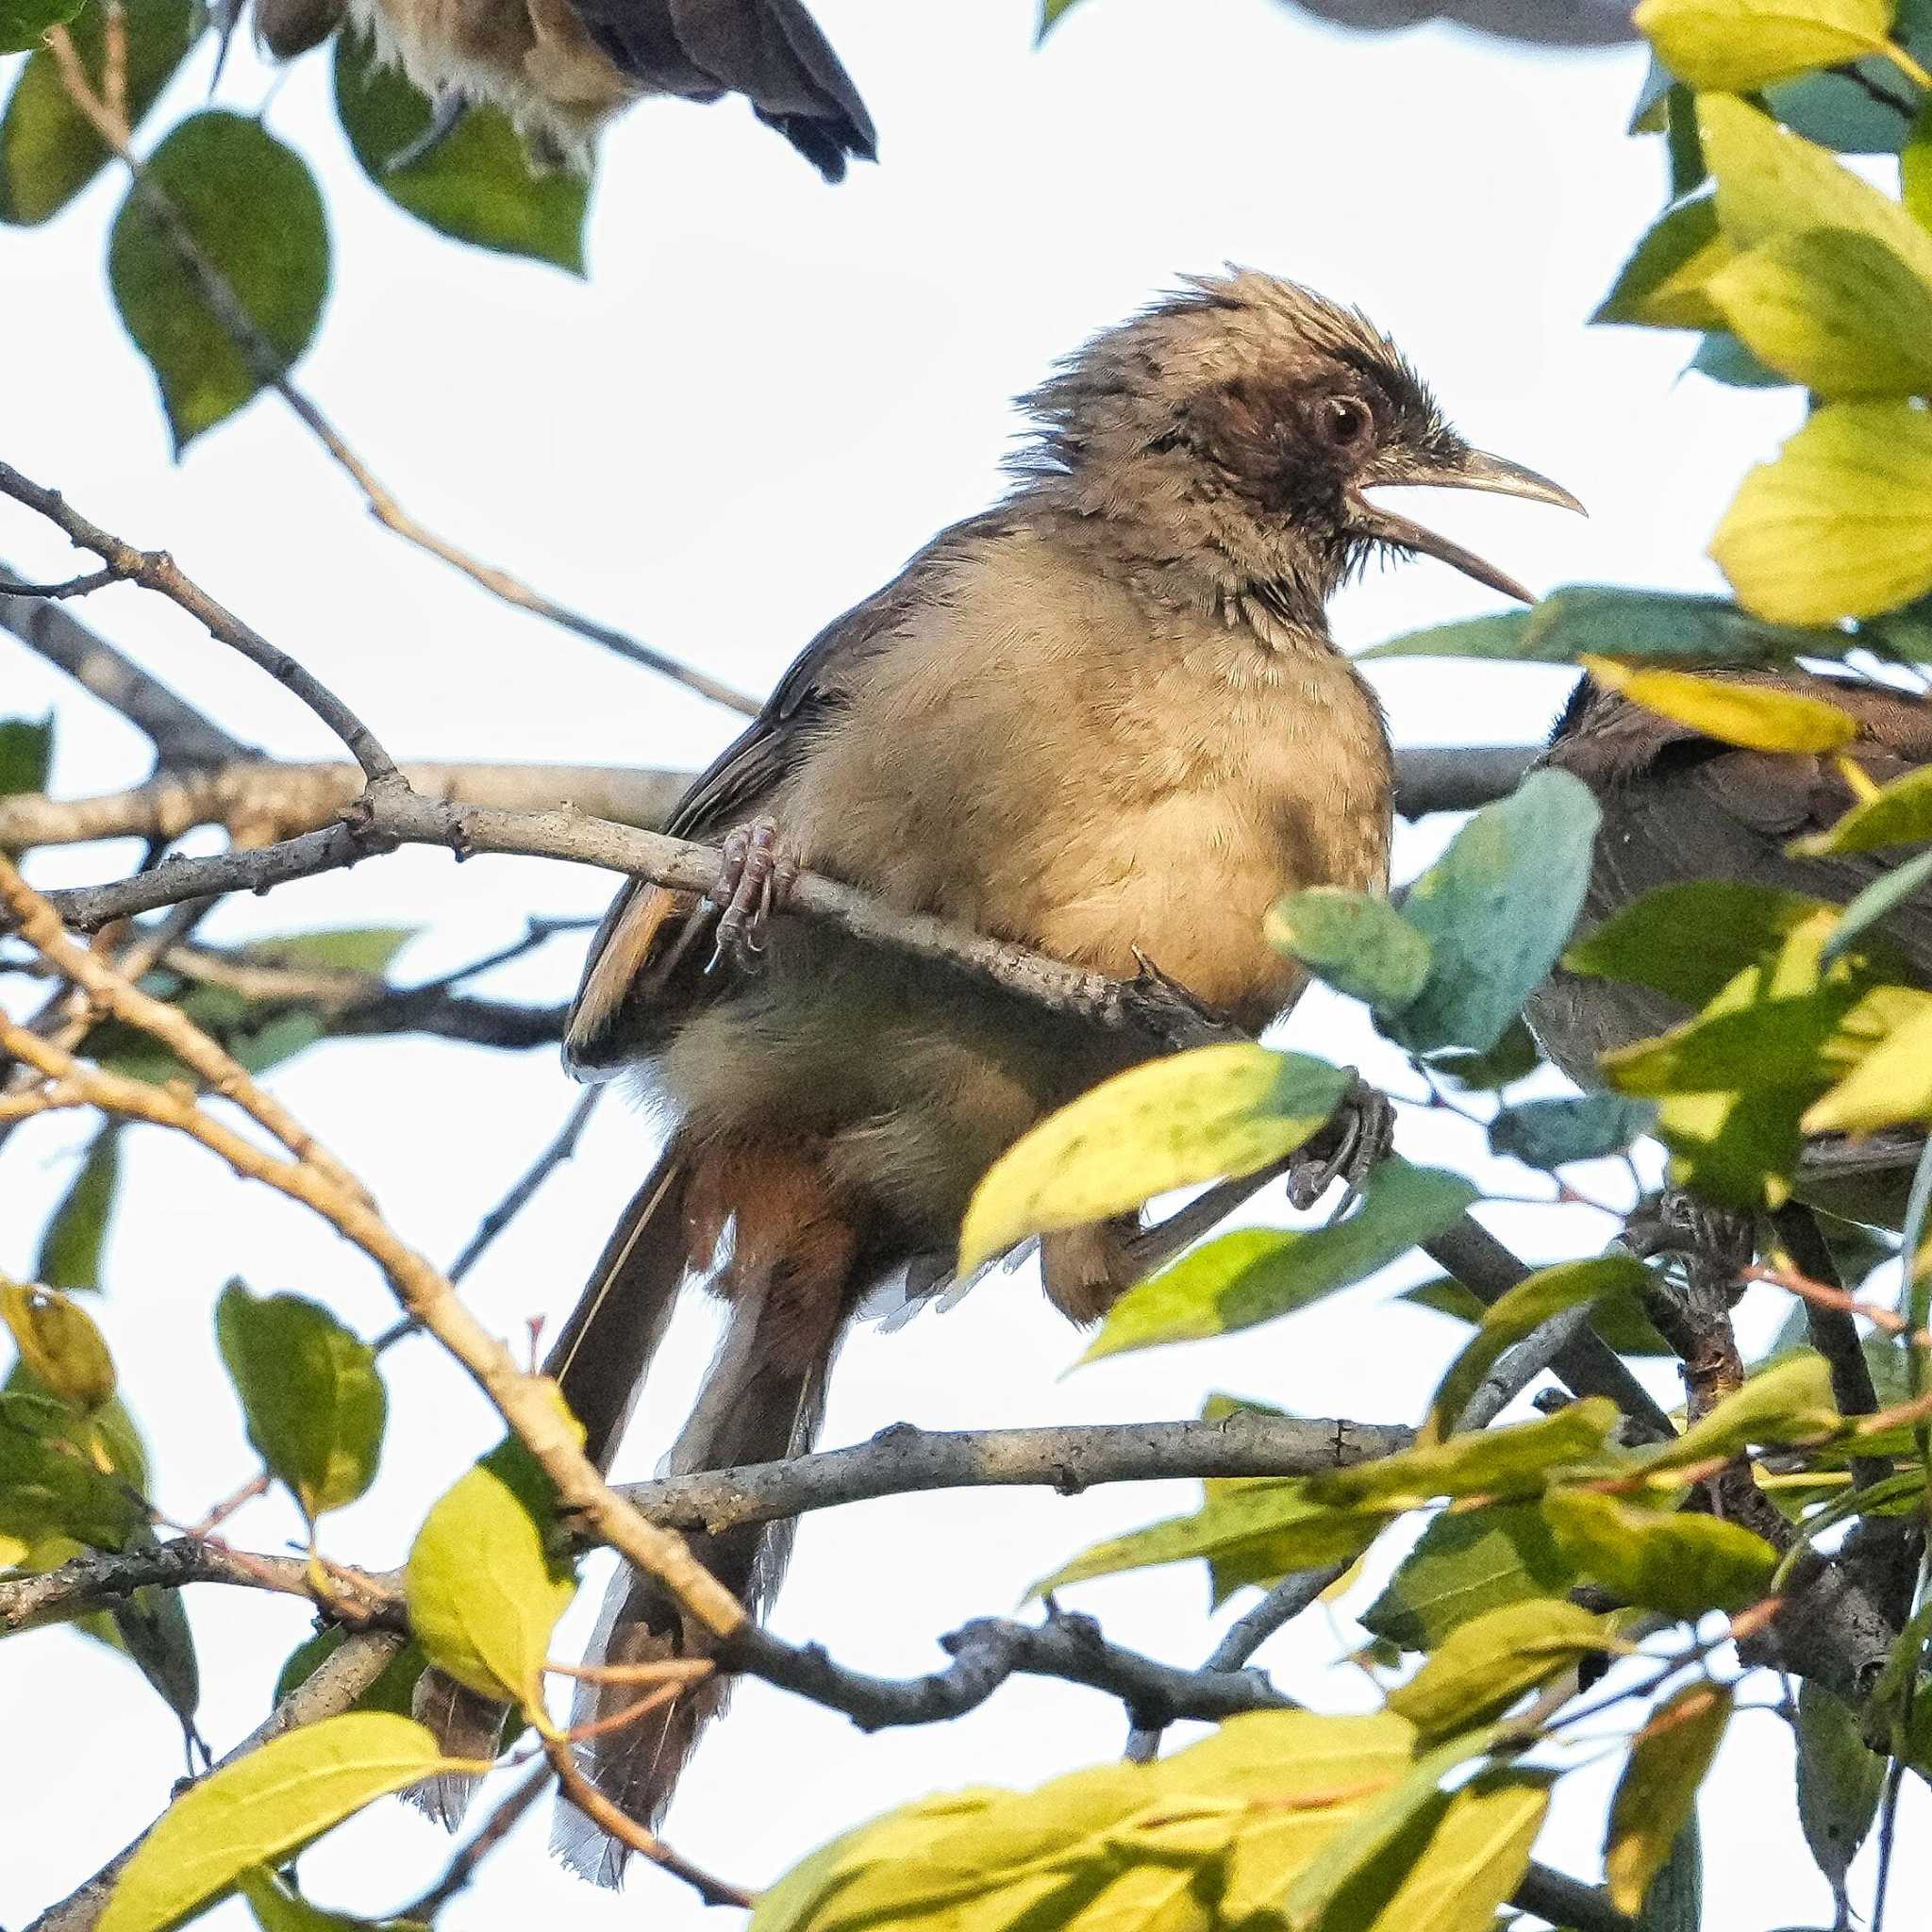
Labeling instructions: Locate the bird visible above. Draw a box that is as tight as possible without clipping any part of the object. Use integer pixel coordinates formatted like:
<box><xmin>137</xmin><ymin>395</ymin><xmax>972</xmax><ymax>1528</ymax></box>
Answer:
<box><xmin>248</xmin><ymin>0</ymin><xmax>875</xmax><ymax>179</ymax></box>
<box><xmin>1524</xmin><ymin>664</ymin><xmax>1932</xmax><ymax>1231</ymax></box>
<box><xmin>512</xmin><ymin>272</ymin><xmax>1577</xmax><ymax>1878</ymax></box>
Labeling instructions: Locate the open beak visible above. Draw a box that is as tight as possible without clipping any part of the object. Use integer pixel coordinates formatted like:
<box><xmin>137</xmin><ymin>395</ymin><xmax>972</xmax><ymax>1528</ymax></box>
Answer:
<box><xmin>1348</xmin><ymin>450</ymin><xmax>1585</xmax><ymax>606</ymax></box>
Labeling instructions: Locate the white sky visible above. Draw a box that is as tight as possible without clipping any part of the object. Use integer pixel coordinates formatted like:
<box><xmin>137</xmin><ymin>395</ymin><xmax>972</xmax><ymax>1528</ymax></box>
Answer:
<box><xmin>2</xmin><ymin>0</ymin><xmax>1922</xmax><ymax>1926</ymax></box>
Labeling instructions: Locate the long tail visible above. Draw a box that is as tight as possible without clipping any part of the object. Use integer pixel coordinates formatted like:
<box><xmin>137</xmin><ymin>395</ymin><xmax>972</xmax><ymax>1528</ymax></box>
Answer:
<box><xmin>554</xmin><ymin>1140</ymin><xmax>861</xmax><ymax>1884</ymax></box>
<box><xmin>409</xmin><ymin>1146</ymin><xmax>695</xmax><ymax>1827</ymax></box>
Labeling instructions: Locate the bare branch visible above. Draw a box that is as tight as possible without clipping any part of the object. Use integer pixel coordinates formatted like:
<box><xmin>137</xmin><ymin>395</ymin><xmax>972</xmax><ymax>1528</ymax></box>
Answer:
<box><xmin>0</xmin><ymin>759</ymin><xmax>690</xmax><ymax>852</ymax></box>
<box><xmin>0</xmin><ymin>570</ymin><xmax>248</xmax><ymax>768</ymax></box>
<box><xmin>0</xmin><ymin>462</ymin><xmax>399</xmax><ymax>784</ymax></box>
<box><xmin>618</xmin><ymin>1414</ymin><xmax>1414</xmax><ymax>1534</ymax></box>
<box><xmin>1391</xmin><ymin>744</ymin><xmax>1535</xmax><ymax>819</ymax></box>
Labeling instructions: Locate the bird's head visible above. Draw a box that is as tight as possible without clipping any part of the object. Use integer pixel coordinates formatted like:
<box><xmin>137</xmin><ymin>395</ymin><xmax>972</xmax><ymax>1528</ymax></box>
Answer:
<box><xmin>1022</xmin><ymin>270</ymin><xmax>1581</xmax><ymax>613</ymax></box>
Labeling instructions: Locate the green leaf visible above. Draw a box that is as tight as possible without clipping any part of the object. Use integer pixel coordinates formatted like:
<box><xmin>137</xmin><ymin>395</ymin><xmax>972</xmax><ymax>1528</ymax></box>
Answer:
<box><xmin>1265</xmin><ymin>889</ymin><xmax>1431</xmax><ymax>1010</ymax></box>
<box><xmin>1636</xmin><ymin>0</ymin><xmax>1897</xmax><ymax>90</ymax></box>
<box><xmin>1385</xmin><ymin>771</ymin><xmax>1601</xmax><ymax>1056</ymax></box>
<box><xmin>1605</xmin><ymin>1684</ymin><xmax>1732</xmax><ymax>1915</ymax></box>
<box><xmin>36</xmin><ymin>1124</ymin><xmax>120</xmax><ymax>1291</ymax></box>
<box><xmin>1402</xmin><ymin>1275</ymin><xmax>1674</xmax><ymax>1356</ymax></box>
<box><xmin>0</xmin><ymin>0</ymin><xmax>201</xmax><ymax>225</ymax></box>
<box><xmin>0</xmin><ymin>712</ymin><xmax>52</xmax><ymax>795</ymax></box>
<box><xmin>1715</xmin><ymin>401</ymin><xmax>1932</xmax><ymax>621</ymax></box>
<box><xmin>0</xmin><ymin>1390</ymin><xmax>146</xmax><ymax>1548</ymax></box>
<box><xmin>1795</xmin><ymin>758</ymin><xmax>1932</xmax><ymax>854</ymax></box>
<box><xmin>249</xmin><ymin>927</ymin><xmax>416</xmax><ymax>974</ymax></box>
<box><xmin>1595</xmin><ymin>195</ymin><xmax>1735</xmax><ymax>328</ymax></box>
<box><xmin>1542</xmin><ymin>1491</ymin><xmax>1777</xmax><ymax>1616</ymax></box>
<box><xmin>0</xmin><ymin>0</ymin><xmax>82</xmax><ymax>57</ymax></box>
<box><xmin>1424</xmin><ymin>1018</ymin><xmax>1544</xmax><ymax>1091</ymax></box>
<box><xmin>111</xmin><ymin>1578</ymin><xmax>201</xmax><ymax>1740</ymax></box>
<box><xmin>1361</xmin><ymin>1502</ymin><xmax>1579</xmax><ymax>1652</ymax></box>
<box><xmin>1577</xmin><ymin>656</ymin><xmax>1860</xmax><ymax>752</ymax></box>
<box><xmin>1795</xmin><ymin>1681</ymin><xmax>1886</xmax><ymax>1898</ymax></box>
<box><xmin>406</xmin><ymin>1433</ymin><xmax>576</xmax><ymax>1705</ymax></box>
<box><xmin>239</xmin><ymin>1866</ymin><xmax>423</xmax><ymax>1932</ymax></box>
<box><xmin>1037</xmin><ymin>0</ymin><xmax>1083</xmax><ymax>37</ymax></box>
<box><xmin>1636</xmin><ymin>1821</ymin><xmax>1703</xmax><ymax>1932</ymax></box>
<box><xmin>1565</xmin><ymin>880</ymin><xmax>1833</xmax><ymax>1008</ymax></box>
<box><xmin>2</xmin><ymin>1281</ymin><xmax>115</xmax><ymax>1413</ymax></box>
<box><xmin>958</xmin><ymin>1047</ymin><xmax>1349</xmax><ymax>1275</ymax></box>
<box><xmin>1707</xmin><ymin>227</ymin><xmax>1932</xmax><ymax>397</ymax></box>
<box><xmin>1386</xmin><ymin>1599</ymin><xmax>1622</xmax><ymax>1743</ymax></box>
<box><xmin>1424</xmin><ymin>1257</ymin><xmax>1650</xmax><ymax>1440</ymax></box>
<box><xmin>94</xmin><ymin>1714</ymin><xmax>450</xmax><ymax>1932</ymax></box>
<box><xmin>1489</xmin><ymin>1094</ymin><xmax>1657</xmax><ymax>1171</ymax></box>
<box><xmin>1365</xmin><ymin>585</ymin><xmax>1832</xmax><ymax>665</ymax></box>
<box><xmin>1640</xmin><ymin>1348</ymin><xmax>1843</xmax><ymax>1469</ymax></box>
<box><xmin>215</xmin><ymin>1283</ymin><xmax>385</xmax><ymax>1523</ymax></box>
<box><xmin>1312</xmin><ymin>1402</ymin><xmax>1623</xmax><ymax>1510</ymax></box>
<box><xmin>108</xmin><ymin>110</ymin><xmax>330</xmax><ymax>451</ymax></box>
<box><xmin>334</xmin><ymin>28</ymin><xmax>587</xmax><ymax>272</ymax></box>
<box><xmin>1029</xmin><ymin>1476</ymin><xmax>1385</xmax><ymax>1602</ymax></box>
<box><xmin>1804</xmin><ymin>997</ymin><xmax>1932</xmax><ymax>1130</ymax></box>
<box><xmin>1700</xmin><ymin>93</ymin><xmax>1932</xmax><ymax>289</ymax></box>
<box><xmin>1076</xmin><ymin>1162</ymin><xmax>1477</xmax><ymax>1365</ymax></box>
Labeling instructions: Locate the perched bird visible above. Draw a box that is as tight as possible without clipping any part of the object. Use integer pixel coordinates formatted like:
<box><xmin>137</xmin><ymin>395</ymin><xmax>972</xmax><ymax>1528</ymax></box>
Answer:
<box><xmin>527</xmin><ymin>273</ymin><xmax>1575</xmax><ymax>1876</ymax></box>
<box><xmin>250</xmin><ymin>0</ymin><xmax>875</xmax><ymax>178</ymax></box>
<box><xmin>1524</xmin><ymin>666</ymin><xmax>1932</xmax><ymax>1228</ymax></box>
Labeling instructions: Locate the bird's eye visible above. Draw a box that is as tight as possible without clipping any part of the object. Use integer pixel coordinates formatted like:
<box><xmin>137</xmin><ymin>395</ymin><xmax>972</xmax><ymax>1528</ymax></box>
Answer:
<box><xmin>1322</xmin><ymin>397</ymin><xmax>1370</xmax><ymax>447</ymax></box>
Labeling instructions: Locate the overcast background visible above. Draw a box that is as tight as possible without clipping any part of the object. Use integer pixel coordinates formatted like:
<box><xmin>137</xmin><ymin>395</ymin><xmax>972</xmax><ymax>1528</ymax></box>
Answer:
<box><xmin>3</xmin><ymin>0</ymin><xmax>1921</xmax><ymax>1925</ymax></box>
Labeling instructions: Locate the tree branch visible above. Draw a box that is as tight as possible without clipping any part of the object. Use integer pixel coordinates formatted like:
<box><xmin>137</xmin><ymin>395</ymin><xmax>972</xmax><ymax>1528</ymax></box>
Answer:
<box><xmin>0</xmin><ymin>569</ymin><xmax>248</xmax><ymax>769</ymax></box>
<box><xmin>0</xmin><ymin>461</ymin><xmax>399</xmax><ymax>784</ymax></box>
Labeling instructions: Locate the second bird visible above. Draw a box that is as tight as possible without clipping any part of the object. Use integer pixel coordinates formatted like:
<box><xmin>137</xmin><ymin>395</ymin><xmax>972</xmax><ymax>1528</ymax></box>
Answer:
<box><xmin>540</xmin><ymin>272</ymin><xmax>1580</xmax><ymax>1875</ymax></box>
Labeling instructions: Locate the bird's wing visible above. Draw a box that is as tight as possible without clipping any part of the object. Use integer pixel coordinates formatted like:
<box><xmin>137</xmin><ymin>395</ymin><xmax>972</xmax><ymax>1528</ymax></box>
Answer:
<box><xmin>563</xmin><ymin>510</ymin><xmax>1013</xmax><ymax>1075</ymax></box>
<box><xmin>564</xmin><ymin>0</ymin><xmax>875</xmax><ymax>176</ymax></box>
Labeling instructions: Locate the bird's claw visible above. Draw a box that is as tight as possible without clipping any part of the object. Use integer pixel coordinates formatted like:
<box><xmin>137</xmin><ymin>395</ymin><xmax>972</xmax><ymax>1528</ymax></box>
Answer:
<box><xmin>1285</xmin><ymin>1076</ymin><xmax>1395</xmax><ymax>1217</ymax></box>
<box><xmin>706</xmin><ymin>817</ymin><xmax>796</xmax><ymax>976</ymax></box>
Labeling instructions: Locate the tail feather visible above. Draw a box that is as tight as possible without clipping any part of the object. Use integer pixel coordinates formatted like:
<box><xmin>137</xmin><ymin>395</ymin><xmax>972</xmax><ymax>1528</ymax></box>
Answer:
<box><xmin>553</xmin><ymin>1191</ymin><xmax>852</xmax><ymax>1882</ymax></box>
<box><xmin>408</xmin><ymin>1146</ymin><xmax>695</xmax><ymax>1829</ymax></box>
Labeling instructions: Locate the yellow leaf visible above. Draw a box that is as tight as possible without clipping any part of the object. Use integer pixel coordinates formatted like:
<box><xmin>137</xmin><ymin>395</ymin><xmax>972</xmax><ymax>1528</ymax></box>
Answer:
<box><xmin>1577</xmin><ymin>657</ymin><xmax>1858</xmax><ymax>752</ymax></box>
<box><xmin>1708</xmin><ymin>228</ymin><xmax>1932</xmax><ymax>399</ymax></box>
<box><xmin>1605</xmin><ymin>1685</ymin><xmax>1733</xmax><ymax>1915</ymax></box>
<box><xmin>957</xmin><ymin>1047</ymin><xmax>1347</xmax><ymax>1275</ymax></box>
<box><xmin>1</xmin><ymin>1281</ymin><xmax>115</xmax><ymax>1414</ymax></box>
<box><xmin>1595</xmin><ymin>197</ymin><xmax>1738</xmax><ymax>330</ymax></box>
<box><xmin>1804</xmin><ymin>1001</ymin><xmax>1932</xmax><ymax>1132</ymax></box>
<box><xmin>1637</xmin><ymin>0</ymin><xmax>1896</xmax><ymax>90</ymax></box>
<box><xmin>1710</xmin><ymin>402</ymin><xmax>1932</xmax><ymax>622</ymax></box>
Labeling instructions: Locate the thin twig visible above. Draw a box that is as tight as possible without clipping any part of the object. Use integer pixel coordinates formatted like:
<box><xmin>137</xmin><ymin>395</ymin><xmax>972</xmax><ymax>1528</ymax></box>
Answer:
<box><xmin>398</xmin><ymin>1759</ymin><xmax>557</xmax><ymax>1921</ymax></box>
<box><xmin>0</xmin><ymin>461</ymin><xmax>399</xmax><ymax>783</ymax></box>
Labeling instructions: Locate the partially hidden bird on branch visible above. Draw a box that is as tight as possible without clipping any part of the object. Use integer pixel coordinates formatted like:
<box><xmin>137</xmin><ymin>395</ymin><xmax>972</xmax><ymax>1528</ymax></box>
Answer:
<box><xmin>417</xmin><ymin>271</ymin><xmax>1582</xmax><ymax>1879</ymax></box>
<box><xmin>249</xmin><ymin>0</ymin><xmax>875</xmax><ymax>178</ymax></box>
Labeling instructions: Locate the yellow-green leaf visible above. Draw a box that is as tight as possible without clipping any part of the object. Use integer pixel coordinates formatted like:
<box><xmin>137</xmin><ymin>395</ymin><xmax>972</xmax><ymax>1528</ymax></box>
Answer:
<box><xmin>1605</xmin><ymin>1685</ymin><xmax>1732</xmax><ymax>1915</ymax></box>
<box><xmin>1424</xmin><ymin>1257</ymin><xmax>1649</xmax><ymax>1443</ymax></box>
<box><xmin>239</xmin><ymin>1866</ymin><xmax>423</xmax><ymax>1932</ymax></box>
<box><xmin>1267</xmin><ymin>889</ymin><xmax>1432</xmax><ymax>1011</ymax></box>
<box><xmin>1542</xmin><ymin>1491</ymin><xmax>1777</xmax><ymax>1617</ymax></box>
<box><xmin>1715</xmin><ymin>399</ymin><xmax>1932</xmax><ymax>621</ymax></box>
<box><xmin>1637</xmin><ymin>0</ymin><xmax>1897</xmax><ymax>91</ymax></box>
<box><xmin>35</xmin><ymin>1124</ymin><xmax>120</xmax><ymax>1292</ymax></box>
<box><xmin>2</xmin><ymin>1281</ymin><xmax>114</xmax><ymax>1414</ymax></box>
<box><xmin>406</xmin><ymin>1434</ymin><xmax>576</xmax><ymax>1705</ymax></box>
<box><xmin>1708</xmin><ymin>228</ymin><xmax>1932</xmax><ymax>399</ymax></box>
<box><xmin>215</xmin><ymin>1283</ymin><xmax>386</xmax><ymax>1523</ymax></box>
<box><xmin>1577</xmin><ymin>656</ymin><xmax>1859</xmax><ymax>752</ymax></box>
<box><xmin>1804</xmin><ymin>999</ymin><xmax>1932</xmax><ymax>1131</ymax></box>
<box><xmin>1595</xmin><ymin>196</ymin><xmax>1736</xmax><ymax>329</ymax></box>
<box><xmin>1312</xmin><ymin>1402</ymin><xmax>1623</xmax><ymax>1510</ymax></box>
<box><xmin>1361</xmin><ymin>1502</ymin><xmax>1580</xmax><ymax>1652</ymax></box>
<box><xmin>1077</xmin><ymin>1161</ymin><xmax>1477</xmax><ymax>1365</ymax></box>
<box><xmin>95</xmin><ymin>1714</ymin><xmax>449</xmax><ymax>1932</ymax></box>
<box><xmin>1387</xmin><ymin>1599</ymin><xmax>1623</xmax><ymax>1743</ymax></box>
<box><xmin>1699</xmin><ymin>93</ymin><xmax>1932</xmax><ymax>289</ymax></box>
<box><xmin>1795</xmin><ymin>1682</ymin><xmax>1886</xmax><ymax>1896</ymax></box>
<box><xmin>1029</xmin><ymin>1477</ymin><xmax>1385</xmax><ymax>1601</ymax></box>
<box><xmin>958</xmin><ymin>1047</ymin><xmax>1349</xmax><ymax>1274</ymax></box>
<box><xmin>1641</xmin><ymin>1350</ymin><xmax>1842</xmax><ymax>1469</ymax></box>
<box><xmin>1794</xmin><ymin>759</ymin><xmax>1932</xmax><ymax>855</ymax></box>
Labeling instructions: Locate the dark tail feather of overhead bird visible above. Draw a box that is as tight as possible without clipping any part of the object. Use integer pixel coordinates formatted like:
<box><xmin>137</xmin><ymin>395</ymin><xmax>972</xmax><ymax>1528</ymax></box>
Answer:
<box><xmin>408</xmin><ymin>1150</ymin><xmax>695</xmax><ymax>1829</ymax></box>
<box><xmin>552</xmin><ymin>1255</ymin><xmax>847</xmax><ymax>1882</ymax></box>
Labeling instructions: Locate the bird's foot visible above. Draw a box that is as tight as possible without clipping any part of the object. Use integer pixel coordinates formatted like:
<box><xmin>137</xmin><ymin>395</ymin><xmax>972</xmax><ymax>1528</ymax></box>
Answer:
<box><xmin>1286</xmin><ymin>1075</ymin><xmax>1395</xmax><ymax>1216</ymax></box>
<box><xmin>1621</xmin><ymin>1188</ymin><xmax>1755</xmax><ymax>1296</ymax></box>
<box><xmin>707</xmin><ymin>816</ymin><xmax>797</xmax><ymax>975</ymax></box>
